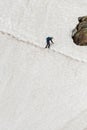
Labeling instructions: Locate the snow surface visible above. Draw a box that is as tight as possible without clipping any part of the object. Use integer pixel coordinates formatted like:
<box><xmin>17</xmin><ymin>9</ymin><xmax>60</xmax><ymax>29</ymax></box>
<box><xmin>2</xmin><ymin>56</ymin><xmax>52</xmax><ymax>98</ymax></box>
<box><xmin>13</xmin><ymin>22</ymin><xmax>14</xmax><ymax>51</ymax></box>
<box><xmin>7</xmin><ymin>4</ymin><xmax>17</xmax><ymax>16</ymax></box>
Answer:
<box><xmin>0</xmin><ymin>0</ymin><xmax>87</xmax><ymax>130</ymax></box>
<box><xmin>0</xmin><ymin>31</ymin><xmax>87</xmax><ymax>130</ymax></box>
<box><xmin>1</xmin><ymin>0</ymin><xmax>87</xmax><ymax>61</ymax></box>
<box><xmin>62</xmin><ymin>110</ymin><xmax>87</xmax><ymax>130</ymax></box>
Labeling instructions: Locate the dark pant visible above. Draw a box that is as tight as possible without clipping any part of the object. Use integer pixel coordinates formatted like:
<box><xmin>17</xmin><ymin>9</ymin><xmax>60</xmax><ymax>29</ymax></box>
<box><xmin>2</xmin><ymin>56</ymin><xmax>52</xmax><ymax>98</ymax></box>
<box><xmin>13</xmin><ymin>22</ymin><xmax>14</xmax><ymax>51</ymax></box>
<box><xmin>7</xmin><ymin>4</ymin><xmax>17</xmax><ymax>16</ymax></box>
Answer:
<box><xmin>45</xmin><ymin>42</ymin><xmax>50</xmax><ymax>48</ymax></box>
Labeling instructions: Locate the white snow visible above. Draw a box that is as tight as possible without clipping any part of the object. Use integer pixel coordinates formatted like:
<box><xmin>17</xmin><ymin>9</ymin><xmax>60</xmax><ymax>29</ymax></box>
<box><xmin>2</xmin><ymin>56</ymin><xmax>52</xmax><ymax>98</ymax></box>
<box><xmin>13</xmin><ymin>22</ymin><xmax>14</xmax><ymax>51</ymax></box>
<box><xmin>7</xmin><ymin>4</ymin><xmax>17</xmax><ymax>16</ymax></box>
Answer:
<box><xmin>0</xmin><ymin>32</ymin><xmax>87</xmax><ymax>130</ymax></box>
<box><xmin>1</xmin><ymin>0</ymin><xmax>87</xmax><ymax>61</ymax></box>
<box><xmin>62</xmin><ymin>110</ymin><xmax>87</xmax><ymax>130</ymax></box>
<box><xmin>0</xmin><ymin>0</ymin><xmax>87</xmax><ymax>130</ymax></box>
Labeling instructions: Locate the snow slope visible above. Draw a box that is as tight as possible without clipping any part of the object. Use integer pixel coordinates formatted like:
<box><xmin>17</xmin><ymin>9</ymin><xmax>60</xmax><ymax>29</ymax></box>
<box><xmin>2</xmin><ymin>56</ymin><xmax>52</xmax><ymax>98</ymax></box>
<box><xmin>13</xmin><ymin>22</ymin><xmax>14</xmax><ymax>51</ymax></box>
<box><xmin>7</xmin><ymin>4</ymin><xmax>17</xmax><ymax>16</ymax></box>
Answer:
<box><xmin>0</xmin><ymin>0</ymin><xmax>87</xmax><ymax>61</ymax></box>
<box><xmin>0</xmin><ymin>32</ymin><xmax>87</xmax><ymax>130</ymax></box>
<box><xmin>0</xmin><ymin>0</ymin><xmax>87</xmax><ymax>130</ymax></box>
<box><xmin>62</xmin><ymin>110</ymin><xmax>87</xmax><ymax>130</ymax></box>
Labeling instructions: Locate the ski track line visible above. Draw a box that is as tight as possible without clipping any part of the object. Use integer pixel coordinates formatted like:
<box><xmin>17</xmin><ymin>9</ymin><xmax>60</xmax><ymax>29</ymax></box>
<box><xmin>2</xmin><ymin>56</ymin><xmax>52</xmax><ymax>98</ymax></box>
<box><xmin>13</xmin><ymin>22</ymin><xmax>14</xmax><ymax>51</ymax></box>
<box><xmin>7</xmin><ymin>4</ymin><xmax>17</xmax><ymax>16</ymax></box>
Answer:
<box><xmin>0</xmin><ymin>30</ymin><xmax>86</xmax><ymax>63</ymax></box>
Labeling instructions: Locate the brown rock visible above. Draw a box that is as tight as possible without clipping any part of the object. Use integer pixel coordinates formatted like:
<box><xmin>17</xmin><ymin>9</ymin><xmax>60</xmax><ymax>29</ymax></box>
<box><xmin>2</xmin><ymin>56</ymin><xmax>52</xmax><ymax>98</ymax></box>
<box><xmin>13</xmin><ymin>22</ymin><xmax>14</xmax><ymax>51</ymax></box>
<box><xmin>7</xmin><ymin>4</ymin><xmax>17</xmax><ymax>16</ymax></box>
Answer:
<box><xmin>72</xmin><ymin>16</ymin><xmax>87</xmax><ymax>46</ymax></box>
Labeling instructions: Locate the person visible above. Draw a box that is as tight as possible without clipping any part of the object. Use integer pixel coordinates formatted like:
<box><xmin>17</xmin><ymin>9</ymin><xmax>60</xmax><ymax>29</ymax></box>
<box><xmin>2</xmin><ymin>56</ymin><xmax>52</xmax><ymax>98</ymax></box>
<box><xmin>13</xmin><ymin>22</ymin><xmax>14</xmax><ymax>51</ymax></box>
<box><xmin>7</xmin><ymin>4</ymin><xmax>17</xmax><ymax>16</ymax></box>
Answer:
<box><xmin>45</xmin><ymin>37</ymin><xmax>54</xmax><ymax>48</ymax></box>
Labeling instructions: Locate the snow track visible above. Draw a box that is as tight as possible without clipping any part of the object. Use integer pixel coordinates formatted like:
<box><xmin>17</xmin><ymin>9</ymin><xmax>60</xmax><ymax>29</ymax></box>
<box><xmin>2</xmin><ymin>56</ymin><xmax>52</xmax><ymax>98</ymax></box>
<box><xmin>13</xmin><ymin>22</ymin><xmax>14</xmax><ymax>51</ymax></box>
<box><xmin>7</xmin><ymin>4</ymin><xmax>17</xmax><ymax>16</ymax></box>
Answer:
<box><xmin>0</xmin><ymin>30</ymin><xmax>86</xmax><ymax>63</ymax></box>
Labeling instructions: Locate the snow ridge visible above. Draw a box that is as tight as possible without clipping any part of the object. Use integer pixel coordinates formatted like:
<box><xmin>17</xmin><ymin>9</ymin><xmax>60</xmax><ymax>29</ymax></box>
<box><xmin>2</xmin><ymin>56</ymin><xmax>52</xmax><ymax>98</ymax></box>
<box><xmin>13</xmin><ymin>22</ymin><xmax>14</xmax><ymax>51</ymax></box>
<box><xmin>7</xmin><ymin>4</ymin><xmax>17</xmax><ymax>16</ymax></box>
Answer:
<box><xmin>0</xmin><ymin>30</ymin><xmax>86</xmax><ymax>63</ymax></box>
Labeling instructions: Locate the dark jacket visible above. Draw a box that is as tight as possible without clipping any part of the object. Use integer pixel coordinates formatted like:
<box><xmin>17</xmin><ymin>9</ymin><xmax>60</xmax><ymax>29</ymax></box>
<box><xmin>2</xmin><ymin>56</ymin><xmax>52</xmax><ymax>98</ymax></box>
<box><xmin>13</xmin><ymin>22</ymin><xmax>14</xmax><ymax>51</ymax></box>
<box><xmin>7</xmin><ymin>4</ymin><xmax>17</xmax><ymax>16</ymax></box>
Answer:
<box><xmin>46</xmin><ymin>37</ymin><xmax>53</xmax><ymax>44</ymax></box>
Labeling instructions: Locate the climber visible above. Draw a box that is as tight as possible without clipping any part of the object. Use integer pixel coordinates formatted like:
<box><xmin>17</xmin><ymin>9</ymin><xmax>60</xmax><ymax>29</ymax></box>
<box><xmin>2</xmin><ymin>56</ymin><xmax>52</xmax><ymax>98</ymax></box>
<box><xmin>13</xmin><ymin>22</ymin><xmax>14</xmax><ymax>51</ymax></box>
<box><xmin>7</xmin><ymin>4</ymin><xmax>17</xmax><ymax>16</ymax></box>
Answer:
<box><xmin>45</xmin><ymin>37</ymin><xmax>54</xmax><ymax>48</ymax></box>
